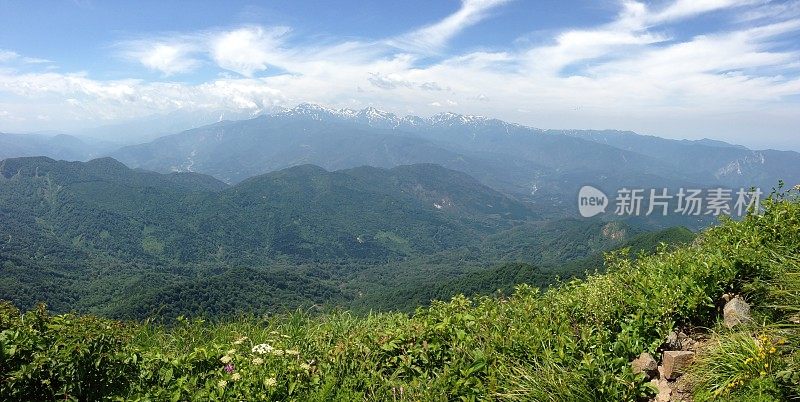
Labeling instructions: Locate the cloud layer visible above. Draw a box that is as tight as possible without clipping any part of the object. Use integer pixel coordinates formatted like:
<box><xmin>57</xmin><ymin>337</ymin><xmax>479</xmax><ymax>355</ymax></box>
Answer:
<box><xmin>0</xmin><ymin>0</ymin><xmax>799</xmax><ymax>148</ymax></box>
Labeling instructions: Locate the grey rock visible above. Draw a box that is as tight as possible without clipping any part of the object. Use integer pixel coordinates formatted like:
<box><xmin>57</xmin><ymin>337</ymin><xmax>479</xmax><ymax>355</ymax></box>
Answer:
<box><xmin>723</xmin><ymin>297</ymin><xmax>751</xmax><ymax>328</ymax></box>
<box><xmin>665</xmin><ymin>331</ymin><xmax>680</xmax><ymax>350</ymax></box>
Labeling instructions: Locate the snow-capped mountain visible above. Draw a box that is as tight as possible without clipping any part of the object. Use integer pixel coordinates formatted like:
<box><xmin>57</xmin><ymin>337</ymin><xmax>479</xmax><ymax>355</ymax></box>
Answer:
<box><xmin>271</xmin><ymin>103</ymin><xmax>528</xmax><ymax>134</ymax></box>
<box><xmin>95</xmin><ymin>102</ymin><xmax>800</xmax><ymax>210</ymax></box>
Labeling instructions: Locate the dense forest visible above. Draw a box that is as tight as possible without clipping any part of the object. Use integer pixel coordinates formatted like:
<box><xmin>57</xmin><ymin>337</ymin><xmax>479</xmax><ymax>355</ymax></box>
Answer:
<box><xmin>0</xmin><ymin>156</ymin><xmax>695</xmax><ymax>319</ymax></box>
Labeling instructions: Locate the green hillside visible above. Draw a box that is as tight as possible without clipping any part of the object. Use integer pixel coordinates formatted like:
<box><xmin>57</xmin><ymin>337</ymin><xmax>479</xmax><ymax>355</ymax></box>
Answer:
<box><xmin>357</xmin><ymin>226</ymin><xmax>697</xmax><ymax>312</ymax></box>
<box><xmin>2</xmin><ymin>186</ymin><xmax>798</xmax><ymax>401</ymax></box>
<box><xmin>1</xmin><ymin>157</ymin><xmax>668</xmax><ymax>319</ymax></box>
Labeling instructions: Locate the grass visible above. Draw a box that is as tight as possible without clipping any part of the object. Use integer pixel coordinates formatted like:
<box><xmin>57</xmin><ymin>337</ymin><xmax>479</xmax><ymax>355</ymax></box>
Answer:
<box><xmin>1</xmin><ymin>189</ymin><xmax>799</xmax><ymax>401</ymax></box>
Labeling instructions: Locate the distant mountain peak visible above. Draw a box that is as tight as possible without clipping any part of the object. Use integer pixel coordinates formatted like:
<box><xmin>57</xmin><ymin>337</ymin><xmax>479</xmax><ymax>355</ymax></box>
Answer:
<box><xmin>428</xmin><ymin>111</ymin><xmax>493</xmax><ymax>126</ymax></box>
<box><xmin>354</xmin><ymin>106</ymin><xmax>399</xmax><ymax>128</ymax></box>
<box><xmin>276</xmin><ymin>103</ymin><xmax>361</xmax><ymax>122</ymax></box>
<box><xmin>266</xmin><ymin>103</ymin><xmax>524</xmax><ymax>134</ymax></box>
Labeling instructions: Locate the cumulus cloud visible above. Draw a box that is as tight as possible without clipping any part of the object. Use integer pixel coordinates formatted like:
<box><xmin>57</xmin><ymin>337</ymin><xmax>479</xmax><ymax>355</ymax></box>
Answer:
<box><xmin>127</xmin><ymin>42</ymin><xmax>200</xmax><ymax>76</ymax></box>
<box><xmin>210</xmin><ymin>26</ymin><xmax>289</xmax><ymax>77</ymax></box>
<box><xmin>119</xmin><ymin>26</ymin><xmax>290</xmax><ymax>77</ymax></box>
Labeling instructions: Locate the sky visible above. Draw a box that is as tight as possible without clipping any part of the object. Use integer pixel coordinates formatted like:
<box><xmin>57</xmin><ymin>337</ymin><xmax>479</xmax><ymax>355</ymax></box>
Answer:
<box><xmin>0</xmin><ymin>0</ymin><xmax>799</xmax><ymax>149</ymax></box>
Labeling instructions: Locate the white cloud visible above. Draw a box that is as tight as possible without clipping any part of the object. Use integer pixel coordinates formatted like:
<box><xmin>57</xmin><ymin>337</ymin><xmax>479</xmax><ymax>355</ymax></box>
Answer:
<box><xmin>1</xmin><ymin>0</ymin><xmax>800</xmax><ymax>149</ymax></box>
<box><xmin>210</xmin><ymin>26</ymin><xmax>289</xmax><ymax>77</ymax></box>
<box><xmin>737</xmin><ymin>0</ymin><xmax>800</xmax><ymax>22</ymax></box>
<box><xmin>0</xmin><ymin>50</ymin><xmax>18</xmax><ymax>63</ymax></box>
<box><xmin>388</xmin><ymin>0</ymin><xmax>511</xmax><ymax>53</ymax></box>
<box><xmin>134</xmin><ymin>42</ymin><xmax>200</xmax><ymax>76</ymax></box>
<box><xmin>649</xmin><ymin>0</ymin><xmax>760</xmax><ymax>23</ymax></box>
<box><xmin>119</xmin><ymin>26</ymin><xmax>290</xmax><ymax>77</ymax></box>
<box><xmin>0</xmin><ymin>49</ymin><xmax>52</xmax><ymax>65</ymax></box>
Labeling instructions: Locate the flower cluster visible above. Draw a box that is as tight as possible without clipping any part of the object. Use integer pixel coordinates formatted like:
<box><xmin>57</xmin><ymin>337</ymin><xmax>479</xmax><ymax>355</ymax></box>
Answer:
<box><xmin>252</xmin><ymin>343</ymin><xmax>274</xmax><ymax>355</ymax></box>
<box><xmin>211</xmin><ymin>333</ymin><xmax>309</xmax><ymax>395</ymax></box>
<box><xmin>754</xmin><ymin>333</ymin><xmax>781</xmax><ymax>376</ymax></box>
<box><xmin>251</xmin><ymin>343</ymin><xmax>299</xmax><ymax>357</ymax></box>
<box><xmin>713</xmin><ymin>333</ymin><xmax>785</xmax><ymax>397</ymax></box>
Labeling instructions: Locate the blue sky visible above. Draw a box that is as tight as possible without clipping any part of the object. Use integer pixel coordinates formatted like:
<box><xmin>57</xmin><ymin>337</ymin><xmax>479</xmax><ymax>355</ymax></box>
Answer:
<box><xmin>0</xmin><ymin>0</ymin><xmax>799</xmax><ymax>149</ymax></box>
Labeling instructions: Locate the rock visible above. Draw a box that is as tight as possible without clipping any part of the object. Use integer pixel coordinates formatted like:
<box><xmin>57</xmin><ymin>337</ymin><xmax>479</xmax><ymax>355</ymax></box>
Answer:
<box><xmin>632</xmin><ymin>352</ymin><xmax>658</xmax><ymax>378</ymax></box>
<box><xmin>652</xmin><ymin>378</ymin><xmax>672</xmax><ymax>402</ymax></box>
<box><xmin>674</xmin><ymin>375</ymin><xmax>693</xmax><ymax>393</ymax></box>
<box><xmin>665</xmin><ymin>331</ymin><xmax>680</xmax><ymax>350</ymax></box>
<box><xmin>723</xmin><ymin>297</ymin><xmax>751</xmax><ymax>328</ymax></box>
<box><xmin>680</xmin><ymin>337</ymin><xmax>696</xmax><ymax>352</ymax></box>
<box><xmin>662</xmin><ymin>351</ymin><xmax>694</xmax><ymax>380</ymax></box>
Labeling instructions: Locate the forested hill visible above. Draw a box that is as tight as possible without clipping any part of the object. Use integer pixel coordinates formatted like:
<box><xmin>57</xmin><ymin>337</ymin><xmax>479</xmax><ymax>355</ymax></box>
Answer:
<box><xmin>0</xmin><ymin>156</ymin><xmax>536</xmax><ymax>264</ymax></box>
<box><xmin>0</xmin><ymin>156</ymin><xmax>696</xmax><ymax>319</ymax></box>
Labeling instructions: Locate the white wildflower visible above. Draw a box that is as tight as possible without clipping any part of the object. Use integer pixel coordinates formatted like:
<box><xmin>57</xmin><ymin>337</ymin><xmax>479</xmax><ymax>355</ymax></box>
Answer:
<box><xmin>252</xmin><ymin>343</ymin><xmax>274</xmax><ymax>355</ymax></box>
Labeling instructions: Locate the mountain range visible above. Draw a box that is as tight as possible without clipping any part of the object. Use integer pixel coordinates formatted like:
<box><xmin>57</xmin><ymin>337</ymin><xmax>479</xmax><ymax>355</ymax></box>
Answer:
<box><xmin>4</xmin><ymin>104</ymin><xmax>797</xmax><ymax>204</ymax></box>
<box><xmin>1</xmin><ymin>104</ymin><xmax>798</xmax><ymax>317</ymax></box>
<box><xmin>104</xmin><ymin>105</ymin><xmax>800</xmax><ymax>202</ymax></box>
<box><xmin>91</xmin><ymin>104</ymin><xmax>795</xmax><ymax>229</ymax></box>
<box><xmin>0</xmin><ymin>156</ymin><xmax>682</xmax><ymax>318</ymax></box>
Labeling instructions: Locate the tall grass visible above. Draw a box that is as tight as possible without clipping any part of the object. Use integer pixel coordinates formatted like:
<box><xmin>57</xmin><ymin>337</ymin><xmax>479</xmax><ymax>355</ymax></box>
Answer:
<box><xmin>688</xmin><ymin>189</ymin><xmax>800</xmax><ymax>401</ymax></box>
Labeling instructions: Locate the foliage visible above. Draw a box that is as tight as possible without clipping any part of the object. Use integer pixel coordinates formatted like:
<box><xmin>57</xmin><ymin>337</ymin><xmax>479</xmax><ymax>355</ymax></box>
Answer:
<box><xmin>1</xmin><ymin>188</ymin><xmax>798</xmax><ymax>400</ymax></box>
<box><xmin>690</xmin><ymin>331</ymin><xmax>788</xmax><ymax>401</ymax></box>
<box><xmin>0</xmin><ymin>302</ymin><xmax>138</xmax><ymax>401</ymax></box>
<box><xmin>1</xmin><ymin>156</ymin><xmax>684</xmax><ymax>319</ymax></box>
<box><xmin>687</xmin><ymin>186</ymin><xmax>800</xmax><ymax>401</ymax></box>
<box><xmin>357</xmin><ymin>226</ymin><xmax>695</xmax><ymax>312</ymax></box>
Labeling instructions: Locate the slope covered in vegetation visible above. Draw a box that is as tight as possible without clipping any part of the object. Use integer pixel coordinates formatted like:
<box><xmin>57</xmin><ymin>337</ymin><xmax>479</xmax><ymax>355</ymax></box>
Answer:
<box><xmin>1</xmin><ymin>189</ymin><xmax>798</xmax><ymax>401</ymax></box>
<box><xmin>1</xmin><ymin>156</ymin><xmax>676</xmax><ymax>319</ymax></box>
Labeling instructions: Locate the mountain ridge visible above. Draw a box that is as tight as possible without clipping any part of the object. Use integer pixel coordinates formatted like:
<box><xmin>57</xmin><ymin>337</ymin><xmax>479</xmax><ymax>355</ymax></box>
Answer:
<box><xmin>106</xmin><ymin>103</ymin><xmax>800</xmax><ymax>228</ymax></box>
<box><xmin>0</xmin><ymin>156</ymin><xmax>656</xmax><ymax>318</ymax></box>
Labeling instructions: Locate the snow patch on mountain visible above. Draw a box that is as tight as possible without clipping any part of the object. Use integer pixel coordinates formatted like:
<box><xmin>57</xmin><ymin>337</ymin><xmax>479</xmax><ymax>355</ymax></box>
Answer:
<box><xmin>269</xmin><ymin>103</ymin><xmax>532</xmax><ymax>135</ymax></box>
